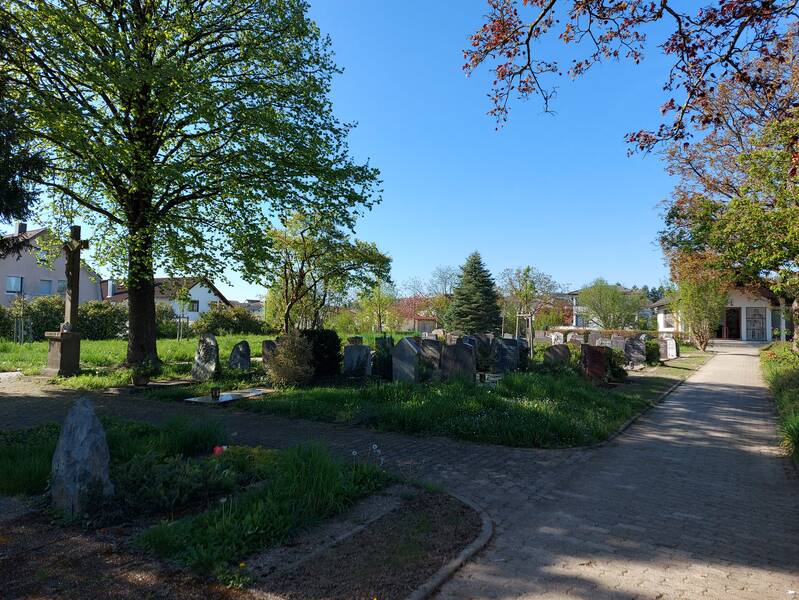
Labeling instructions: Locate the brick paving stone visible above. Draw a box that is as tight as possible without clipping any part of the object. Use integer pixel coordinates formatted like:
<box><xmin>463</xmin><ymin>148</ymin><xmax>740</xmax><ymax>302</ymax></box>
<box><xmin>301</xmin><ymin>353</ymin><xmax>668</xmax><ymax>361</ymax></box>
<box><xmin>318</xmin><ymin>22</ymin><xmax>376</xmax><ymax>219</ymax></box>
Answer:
<box><xmin>1</xmin><ymin>341</ymin><xmax>798</xmax><ymax>598</ymax></box>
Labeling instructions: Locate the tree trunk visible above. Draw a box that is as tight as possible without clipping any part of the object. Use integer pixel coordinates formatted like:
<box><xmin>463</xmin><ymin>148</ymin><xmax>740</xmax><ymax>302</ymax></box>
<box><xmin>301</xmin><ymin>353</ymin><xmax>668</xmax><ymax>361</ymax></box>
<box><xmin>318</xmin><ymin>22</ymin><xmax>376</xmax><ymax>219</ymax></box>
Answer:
<box><xmin>126</xmin><ymin>227</ymin><xmax>159</xmax><ymax>367</ymax></box>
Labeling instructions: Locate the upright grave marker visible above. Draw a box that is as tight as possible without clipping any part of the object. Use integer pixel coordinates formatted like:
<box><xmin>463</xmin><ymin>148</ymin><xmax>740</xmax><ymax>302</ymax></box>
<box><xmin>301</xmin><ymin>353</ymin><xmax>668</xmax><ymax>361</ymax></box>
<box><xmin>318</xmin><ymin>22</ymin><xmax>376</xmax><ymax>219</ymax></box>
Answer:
<box><xmin>43</xmin><ymin>226</ymin><xmax>89</xmax><ymax>376</ymax></box>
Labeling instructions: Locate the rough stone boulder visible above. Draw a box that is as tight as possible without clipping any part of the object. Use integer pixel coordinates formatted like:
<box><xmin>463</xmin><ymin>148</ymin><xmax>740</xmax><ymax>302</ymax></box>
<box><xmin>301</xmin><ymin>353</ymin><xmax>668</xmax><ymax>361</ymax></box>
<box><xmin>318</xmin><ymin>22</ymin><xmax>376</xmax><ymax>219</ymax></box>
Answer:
<box><xmin>50</xmin><ymin>397</ymin><xmax>114</xmax><ymax>516</ymax></box>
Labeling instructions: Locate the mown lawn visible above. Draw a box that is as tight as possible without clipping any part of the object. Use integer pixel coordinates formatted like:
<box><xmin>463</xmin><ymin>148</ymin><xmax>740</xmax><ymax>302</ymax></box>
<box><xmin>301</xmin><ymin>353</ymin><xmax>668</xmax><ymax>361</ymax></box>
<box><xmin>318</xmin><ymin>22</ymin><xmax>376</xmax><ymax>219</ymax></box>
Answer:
<box><xmin>0</xmin><ymin>335</ymin><xmax>270</xmax><ymax>376</ymax></box>
<box><xmin>232</xmin><ymin>352</ymin><xmax>710</xmax><ymax>449</ymax></box>
<box><xmin>760</xmin><ymin>342</ymin><xmax>799</xmax><ymax>457</ymax></box>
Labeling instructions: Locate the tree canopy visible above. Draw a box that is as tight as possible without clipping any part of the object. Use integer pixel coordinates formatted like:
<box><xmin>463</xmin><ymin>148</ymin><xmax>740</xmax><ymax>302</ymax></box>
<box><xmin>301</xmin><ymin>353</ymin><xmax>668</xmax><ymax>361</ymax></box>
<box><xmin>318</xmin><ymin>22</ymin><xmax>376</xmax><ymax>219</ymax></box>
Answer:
<box><xmin>466</xmin><ymin>2</ymin><xmax>799</xmax><ymax>149</ymax></box>
<box><xmin>1</xmin><ymin>0</ymin><xmax>379</xmax><ymax>364</ymax></box>
<box><xmin>577</xmin><ymin>279</ymin><xmax>646</xmax><ymax>330</ymax></box>
<box><xmin>446</xmin><ymin>252</ymin><xmax>501</xmax><ymax>334</ymax></box>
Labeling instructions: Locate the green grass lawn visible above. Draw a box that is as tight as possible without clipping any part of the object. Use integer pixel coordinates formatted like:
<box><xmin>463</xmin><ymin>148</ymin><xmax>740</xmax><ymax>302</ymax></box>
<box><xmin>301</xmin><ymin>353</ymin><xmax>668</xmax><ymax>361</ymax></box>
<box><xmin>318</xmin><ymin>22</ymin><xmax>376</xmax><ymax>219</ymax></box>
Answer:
<box><xmin>230</xmin><ymin>352</ymin><xmax>710</xmax><ymax>448</ymax></box>
<box><xmin>760</xmin><ymin>342</ymin><xmax>799</xmax><ymax>457</ymax></box>
<box><xmin>0</xmin><ymin>334</ymin><xmax>270</xmax><ymax>376</ymax></box>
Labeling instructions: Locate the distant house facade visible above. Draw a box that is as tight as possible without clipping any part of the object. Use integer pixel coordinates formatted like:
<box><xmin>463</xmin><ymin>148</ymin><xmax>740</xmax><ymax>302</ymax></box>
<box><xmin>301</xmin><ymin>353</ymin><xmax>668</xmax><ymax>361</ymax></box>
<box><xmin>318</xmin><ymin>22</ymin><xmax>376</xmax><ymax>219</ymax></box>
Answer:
<box><xmin>103</xmin><ymin>277</ymin><xmax>231</xmax><ymax>322</ymax></box>
<box><xmin>1</xmin><ymin>223</ymin><xmax>102</xmax><ymax>307</ymax></box>
<box><xmin>394</xmin><ymin>296</ymin><xmax>438</xmax><ymax>334</ymax></box>
<box><xmin>651</xmin><ymin>286</ymin><xmax>792</xmax><ymax>342</ymax></box>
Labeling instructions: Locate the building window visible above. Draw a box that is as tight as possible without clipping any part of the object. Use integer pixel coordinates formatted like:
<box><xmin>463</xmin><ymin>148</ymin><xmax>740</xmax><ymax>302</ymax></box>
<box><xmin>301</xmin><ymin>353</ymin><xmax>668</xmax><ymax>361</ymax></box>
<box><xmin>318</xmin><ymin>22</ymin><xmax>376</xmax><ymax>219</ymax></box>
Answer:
<box><xmin>38</xmin><ymin>280</ymin><xmax>53</xmax><ymax>295</ymax></box>
<box><xmin>57</xmin><ymin>280</ymin><xmax>67</xmax><ymax>293</ymax></box>
<box><xmin>5</xmin><ymin>276</ymin><xmax>22</xmax><ymax>294</ymax></box>
<box><xmin>575</xmin><ymin>315</ymin><xmax>585</xmax><ymax>327</ymax></box>
<box><xmin>189</xmin><ymin>300</ymin><xmax>200</xmax><ymax>312</ymax></box>
<box><xmin>663</xmin><ymin>311</ymin><xmax>676</xmax><ymax>328</ymax></box>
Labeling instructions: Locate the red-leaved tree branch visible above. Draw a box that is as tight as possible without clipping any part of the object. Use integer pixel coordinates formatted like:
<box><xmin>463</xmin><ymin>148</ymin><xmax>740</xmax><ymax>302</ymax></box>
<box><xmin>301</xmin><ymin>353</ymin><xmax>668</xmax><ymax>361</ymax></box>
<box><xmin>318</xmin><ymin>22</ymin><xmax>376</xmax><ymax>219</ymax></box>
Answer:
<box><xmin>465</xmin><ymin>0</ymin><xmax>799</xmax><ymax>150</ymax></box>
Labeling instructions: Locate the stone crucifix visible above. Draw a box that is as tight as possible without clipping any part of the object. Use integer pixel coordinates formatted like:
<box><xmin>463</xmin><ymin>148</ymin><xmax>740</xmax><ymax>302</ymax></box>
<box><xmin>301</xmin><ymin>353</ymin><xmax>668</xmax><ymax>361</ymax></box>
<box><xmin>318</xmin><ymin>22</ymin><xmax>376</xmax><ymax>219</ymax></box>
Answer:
<box><xmin>62</xmin><ymin>225</ymin><xmax>89</xmax><ymax>331</ymax></box>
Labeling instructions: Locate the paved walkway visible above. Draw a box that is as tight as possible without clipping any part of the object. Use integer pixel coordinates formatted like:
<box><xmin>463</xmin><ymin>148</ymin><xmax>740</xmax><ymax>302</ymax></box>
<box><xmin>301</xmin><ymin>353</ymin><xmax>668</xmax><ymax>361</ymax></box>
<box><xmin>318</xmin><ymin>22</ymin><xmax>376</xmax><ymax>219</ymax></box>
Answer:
<box><xmin>1</xmin><ymin>342</ymin><xmax>797</xmax><ymax>599</ymax></box>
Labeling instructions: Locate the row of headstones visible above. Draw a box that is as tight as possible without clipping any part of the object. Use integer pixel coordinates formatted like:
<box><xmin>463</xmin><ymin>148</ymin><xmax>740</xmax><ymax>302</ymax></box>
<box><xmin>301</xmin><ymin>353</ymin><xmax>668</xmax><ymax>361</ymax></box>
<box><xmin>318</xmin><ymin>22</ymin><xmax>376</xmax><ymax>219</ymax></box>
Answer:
<box><xmin>533</xmin><ymin>331</ymin><xmax>679</xmax><ymax>364</ymax></box>
<box><xmin>343</xmin><ymin>332</ymin><xmax>530</xmax><ymax>383</ymax></box>
<box><xmin>191</xmin><ymin>333</ymin><xmax>279</xmax><ymax>382</ymax></box>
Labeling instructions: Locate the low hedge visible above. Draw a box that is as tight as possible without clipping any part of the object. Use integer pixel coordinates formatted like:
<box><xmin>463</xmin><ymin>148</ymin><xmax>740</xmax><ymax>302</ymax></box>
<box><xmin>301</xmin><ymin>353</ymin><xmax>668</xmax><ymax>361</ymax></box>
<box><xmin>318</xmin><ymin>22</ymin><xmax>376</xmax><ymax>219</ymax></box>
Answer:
<box><xmin>192</xmin><ymin>305</ymin><xmax>265</xmax><ymax>336</ymax></box>
<box><xmin>760</xmin><ymin>343</ymin><xmax>799</xmax><ymax>457</ymax></box>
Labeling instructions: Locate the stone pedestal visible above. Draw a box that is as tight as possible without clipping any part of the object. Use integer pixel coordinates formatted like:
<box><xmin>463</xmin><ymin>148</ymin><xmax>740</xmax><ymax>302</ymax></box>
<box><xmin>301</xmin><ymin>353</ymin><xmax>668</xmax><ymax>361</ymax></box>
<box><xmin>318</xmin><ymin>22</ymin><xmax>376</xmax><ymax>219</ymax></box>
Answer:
<box><xmin>43</xmin><ymin>331</ymin><xmax>81</xmax><ymax>376</ymax></box>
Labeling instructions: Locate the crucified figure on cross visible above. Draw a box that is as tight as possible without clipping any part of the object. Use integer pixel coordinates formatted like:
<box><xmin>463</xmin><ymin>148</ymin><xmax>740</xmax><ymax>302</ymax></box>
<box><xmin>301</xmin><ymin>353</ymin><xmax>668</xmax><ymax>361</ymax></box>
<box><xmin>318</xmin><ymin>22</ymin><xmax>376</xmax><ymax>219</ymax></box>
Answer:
<box><xmin>62</xmin><ymin>225</ymin><xmax>89</xmax><ymax>331</ymax></box>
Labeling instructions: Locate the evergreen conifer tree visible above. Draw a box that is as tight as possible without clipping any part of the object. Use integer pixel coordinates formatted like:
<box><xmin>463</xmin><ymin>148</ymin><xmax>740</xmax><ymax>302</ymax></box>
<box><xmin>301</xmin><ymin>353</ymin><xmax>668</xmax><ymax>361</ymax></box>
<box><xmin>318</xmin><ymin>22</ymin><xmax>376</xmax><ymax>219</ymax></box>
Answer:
<box><xmin>446</xmin><ymin>252</ymin><xmax>501</xmax><ymax>333</ymax></box>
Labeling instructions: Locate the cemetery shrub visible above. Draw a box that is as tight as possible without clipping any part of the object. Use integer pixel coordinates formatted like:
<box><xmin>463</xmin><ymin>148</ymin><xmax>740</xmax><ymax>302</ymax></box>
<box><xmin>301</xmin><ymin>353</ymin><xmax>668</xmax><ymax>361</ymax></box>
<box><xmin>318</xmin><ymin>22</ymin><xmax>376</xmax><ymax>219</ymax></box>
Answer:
<box><xmin>192</xmin><ymin>304</ymin><xmax>265</xmax><ymax>336</ymax></box>
<box><xmin>9</xmin><ymin>294</ymin><xmax>63</xmax><ymax>340</ymax></box>
<box><xmin>136</xmin><ymin>443</ymin><xmax>388</xmax><ymax>574</ymax></box>
<box><xmin>155</xmin><ymin>302</ymin><xmax>179</xmax><ymax>338</ymax></box>
<box><xmin>372</xmin><ymin>337</ymin><xmax>393</xmax><ymax>380</ymax></box>
<box><xmin>0</xmin><ymin>303</ymin><xmax>11</xmax><ymax>338</ymax></box>
<box><xmin>300</xmin><ymin>328</ymin><xmax>342</xmax><ymax>378</ymax></box>
<box><xmin>608</xmin><ymin>349</ymin><xmax>628</xmax><ymax>381</ymax></box>
<box><xmin>760</xmin><ymin>343</ymin><xmax>799</xmax><ymax>457</ymax></box>
<box><xmin>645</xmin><ymin>340</ymin><xmax>661</xmax><ymax>365</ymax></box>
<box><xmin>267</xmin><ymin>329</ymin><xmax>314</xmax><ymax>387</ymax></box>
<box><xmin>77</xmin><ymin>300</ymin><xmax>128</xmax><ymax>340</ymax></box>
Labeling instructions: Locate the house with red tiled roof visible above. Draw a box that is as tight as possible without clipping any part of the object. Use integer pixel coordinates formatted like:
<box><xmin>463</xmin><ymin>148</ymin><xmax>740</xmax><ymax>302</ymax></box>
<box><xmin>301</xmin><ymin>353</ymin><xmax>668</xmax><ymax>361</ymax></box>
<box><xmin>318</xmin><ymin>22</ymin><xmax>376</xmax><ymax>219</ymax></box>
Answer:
<box><xmin>393</xmin><ymin>295</ymin><xmax>438</xmax><ymax>334</ymax></box>
<box><xmin>1</xmin><ymin>222</ymin><xmax>102</xmax><ymax>307</ymax></box>
<box><xmin>103</xmin><ymin>276</ymin><xmax>231</xmax><ymax>322</ymax></box>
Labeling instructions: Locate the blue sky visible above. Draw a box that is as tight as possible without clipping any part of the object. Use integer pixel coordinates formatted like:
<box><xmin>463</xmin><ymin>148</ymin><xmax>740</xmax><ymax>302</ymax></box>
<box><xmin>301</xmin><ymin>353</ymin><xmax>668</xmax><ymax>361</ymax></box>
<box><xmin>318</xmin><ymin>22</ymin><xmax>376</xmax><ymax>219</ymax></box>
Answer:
<box><xmin>231</xmin><ymin>0</ymin><xmax>676</xmax><ymax>301</ymax></box>
<box><xmin>6</xmin><ymin>1</ymin><xmax>680</xmax><ymax>301</ymax></box>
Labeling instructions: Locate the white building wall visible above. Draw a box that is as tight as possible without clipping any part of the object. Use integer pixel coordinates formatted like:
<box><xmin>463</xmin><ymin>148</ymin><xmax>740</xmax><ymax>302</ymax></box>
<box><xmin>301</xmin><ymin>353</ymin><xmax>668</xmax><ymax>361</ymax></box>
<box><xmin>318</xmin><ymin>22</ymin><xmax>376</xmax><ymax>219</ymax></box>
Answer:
<box><xmin>0</xmin><ymin>245</ymin><xmax>102</xmax><ymax>307</ymax></box>
<box><xmin>167</xmin><ymin>283</ymin><xmax>221</xmax><ymax>322</ymax></box>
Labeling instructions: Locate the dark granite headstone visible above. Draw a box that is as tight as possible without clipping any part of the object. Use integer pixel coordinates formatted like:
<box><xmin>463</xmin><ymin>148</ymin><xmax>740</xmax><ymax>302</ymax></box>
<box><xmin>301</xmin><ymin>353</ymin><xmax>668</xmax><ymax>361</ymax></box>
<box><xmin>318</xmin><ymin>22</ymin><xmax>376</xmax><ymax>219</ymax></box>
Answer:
<box><xmin>441</xmin><ymin>341</ymin><xmax>477</xmax><ymax>381</ymax></box>
<box><xmin>518</xmin><ymin>337</ymin><xmax>530</xmax><ymax>370</ymax></box>
<box><xmin>343</xmin><ymin>344</ymin><xmax>372</xmax><ymax>377</ymax></box>
<box><xmin>420</xmin><ymin>338</ymin><xmax>443</xmax><ymax>371</ymax></box>
<box><xmin>192</xmin><ymin>333</ymin><xmax>220</xmax><ymax>381</ymax></box>
<box><xmin>544</xmin><ymin>344</ymin><xmax>571</xmax><ymax>367</ymax></box>
<box><xmin>228</xmin><ymin>340</ymin><xmax>251</xmax><ymax>370</ymax></box>
<box><xmin>624</xmin><ymin>337</ymin><xmax>646</xmax><ymax>366</ymax></box>
<box><xmin>373</xmin><ymin>336</ymin><xmax>394</xmax><ymax>380</ymax></box>
<box><xmin>581</xmin><ymin>344</ymin><xmax>609</xmax><ymax>382</ymax></box>
<box><xmin>261</xmin><ymin>340</ymin><xmax>278</xmax><ymax>372</ymax></box>
<box><xmin>491</xmin><ymin>337</ymin><xmax>519</xmax><ymax>373</ymax></box>
<box><xmin>393</xmin><ymin>337</ymin><xmax>421</xmax><ymax>383</ymax></box>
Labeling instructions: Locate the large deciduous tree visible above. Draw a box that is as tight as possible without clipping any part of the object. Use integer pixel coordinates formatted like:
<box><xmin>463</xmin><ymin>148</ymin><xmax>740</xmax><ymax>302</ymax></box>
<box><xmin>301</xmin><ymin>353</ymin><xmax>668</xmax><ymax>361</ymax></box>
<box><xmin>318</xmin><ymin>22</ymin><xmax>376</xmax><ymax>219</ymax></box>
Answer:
<box><xmin>0</xmin><ymin>0</ymin><xmax>379</xmax><ymax>366</ymax></box>
<box><xmin>466</xmin><ymin>2</ymin><xmax>799</xmax><ymax>148</ymax></box>
<box><xmin>446</xmin><ymin>252</ymin><xmax>501</xmax><ymax>334</ymax></box>
<box><xmin>252</xmin><ymin>213</ymin><xmax>390</xmax><ymax>333</ymax></box>
<box><xmin>577</xmin><ymin>278</ymin><xmax>646</xmax><ymax>330</ymax></box>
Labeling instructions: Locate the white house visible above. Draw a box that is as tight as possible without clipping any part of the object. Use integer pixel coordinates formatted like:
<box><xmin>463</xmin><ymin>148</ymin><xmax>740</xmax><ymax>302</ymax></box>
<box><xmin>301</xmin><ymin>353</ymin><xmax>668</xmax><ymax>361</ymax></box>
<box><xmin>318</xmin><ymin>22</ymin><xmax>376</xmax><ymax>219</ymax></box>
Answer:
<box><xmin>0</xmin><ymin>222</ymin><xmax>102</xmax><ymax>307</ymax></box>
<box><xmin>651</xmin><ymin>286</ymin><xmax>791</xmax><ymax>342</ymax></box>
<box><xmin>103</xmin><ymin>277</ymin><xmax>231</xmax><ymax>321</ymax></box>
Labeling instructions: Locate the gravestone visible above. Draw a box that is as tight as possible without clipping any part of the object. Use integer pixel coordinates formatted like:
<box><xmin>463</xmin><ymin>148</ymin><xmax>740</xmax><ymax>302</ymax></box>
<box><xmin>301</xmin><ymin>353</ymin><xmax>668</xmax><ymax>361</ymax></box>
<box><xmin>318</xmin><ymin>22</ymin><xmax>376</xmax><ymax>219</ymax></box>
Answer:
<box><xmin>491</xmin><ymin>337</ymin><xmax>519</xmax><ymax>373</ymax></box>
<box><xmin>581</xmin><ymin>344</ymin><xmax>609</xmax><ymax>382</ymax></box>
<box><xmin>567</xmin><ymin>332</ymin><xmax>584</xmax><ymax>344</ymax></box>
<box><xmin>446</xmin><ymin>333</ymin><xmax>462</xmax><ymax>345</ymax></box>
<box><xmin>43</xmin><ymin>225</ymin><xmax>89</xmax><ymax>377</ymax></box>
<box><xmin>261</xmin><ymin>340</ymin><xmax>278</xmax><ymax>372</ymax></box>
<box><xmin>192</xmin><ymin>333</ymin><xmax>220</xmax><ymax>381</ymax></box>
<box><xmin>624</xmin><ymin>337</ymin><xmax>646</xmax><ymax>366</ymax></box>
<box><xmin>228</xmin><ymin>340</ymin><xmax>251</xmax><ymax>370</ymax></box>
<box><xmin>639</xmin><ymin>333</ymin><xmax>651</xmax><ymax>341</ymax></box>
<box><xmin>441</xmin><ymin>341</ymin><xmax>477</xmax><ymax>381</ymax></box>
<box><xmin>518</xmin><ymin>337</ymin><xmax>530</xmax><ymax>370</ymax></box>
<box><xmin>50</xmin><ymin>398</ymin><xmax>114</xmax><ymax>516</ymax></box>
<box><xmin>533</xmin><ymin>336</ymin><xmax>553</xmax><ymax>348</ymax></box>
<box><xmin>393</xmin><ymin>337</ymin><xmax>421</xmax><ymax>383</ymax></box>
<box><xmin>596</xmin><ymin>337</ymin><xmax>612</xmax><ymax>348</ymax></box>
<box><xmin>610</xmin><ymin>335</ymin><xmax>626</xmax><ymax>353</ymax></box>
<box><xmin>544</xmin><ymin>344</ymin><xmax>571</xmax><ymax>367</ymax></box>
<box><xmin>431</xmin><ymin>328</ymin><xmax>445</xmax><ymax>340</ymax></box>
<box><xmin>420</xmin><ymin>338</ymin><xmax>443</xmax><ymax>371</ymax></box>
<box><xmin>658</xmin><ymin>337</ymin><xmax>678</xmax><ymax>360</ymax></box>
<box><xmin>343</xmin><ymin>344</ymin><xmax>372</xmax><ymax>377</ymax></box>
<box><xmin>373</xmin><ymin>335</ymin><xmax>394</xmax><ymax>380</ymax></box>
<box><xmin>587</xmin><ymin>332</ymin><xmax>602</xmax><ymax>346</ymax></box>
<box><xmin>550</xmin><ymin>332</ymin><xmax>564</xmax><ymax>345</ymax></box>
<box><xmin>347</xmin><ymin>336</ymin><xmax>363</xmax><ymax>345</ymax></box>
<box><xmin>534</xmin><ymin>330</ymin><xmax>547</xmax><ymax>338</ymax></box>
